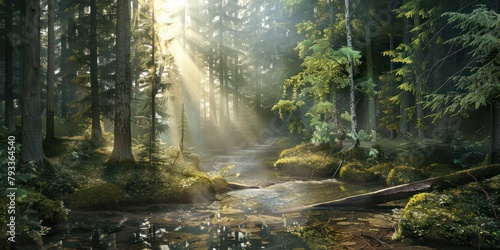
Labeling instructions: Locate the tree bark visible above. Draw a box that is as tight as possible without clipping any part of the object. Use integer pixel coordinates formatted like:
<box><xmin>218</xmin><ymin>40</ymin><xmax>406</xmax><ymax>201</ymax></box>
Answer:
<box><xmin>150</xmin><ymin>0</ymin><xmax>156</xmax><ymax>162</ymax></box>
<box><xmin>45</xmin><ymin>0</ymin><xmax>56</xmax><ymax>141</ymax></box>
<box><xmin>89</xmin><ymin>0</ymin><xmax>103</xmax><ymax>146</ymax></box>
<box><xmin>60</xmin><ymin>35</ymin><xmax>69</xmax><ymax>118</ymax></box>
<box><xmin>109</xmin><ymin>0</ymin><xmax>135</xmax><ymax>164</ymax></box>
<box><xmin>491</xmin><ymin>100</ymin><xmax>500</xmax><ymax>164</ymax></box>
<box><xmin>345</xmin><ymin>0</ymin><xmax>359</xmax><ymax>146</ymax></box>
<box><xmin>209</xmin><ymin>53</ymin><xmax>217</xmax><ymax>125</ymax></box>
<box><xmin>218</xmin><ymin>0</ymin><xmax>225</xmax><ymax>129</ymax></box>
<box><xmin>364</xmin><ymin>0</ymin><xmax>376</xmax><ymax>134</ymax></box>
<box><xmin>21</xmin><ymin>0</ymin><xmax>46</xmax><ymax>167</ymax></box>
<box><xmin>4</xmin><ymin>0</ymin><xmax>15</xmax><ymax>131</ymax></box>
<box><xmin>278</xmin><ymin>165</ymin><xmax>500</xmax><ymax>213</ymax></box>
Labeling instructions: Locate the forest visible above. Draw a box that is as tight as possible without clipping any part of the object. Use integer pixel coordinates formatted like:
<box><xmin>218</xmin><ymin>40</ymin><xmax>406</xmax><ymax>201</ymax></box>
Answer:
<box><xmin>1</xmin><ymin>0</ymin><xmax>500</xmax><ymax>249</ymax></box>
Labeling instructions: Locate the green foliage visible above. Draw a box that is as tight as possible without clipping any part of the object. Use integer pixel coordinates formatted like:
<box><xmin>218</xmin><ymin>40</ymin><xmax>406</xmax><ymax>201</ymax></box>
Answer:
<box><xmin>394</xmin><ymin>184</ymin><xmax>500</xmax><ymax>248</ymax></box>
<box><xmin>427</xmin><ymin>6</ymin><xmax>500</xmax><ymax>115</ymax></box>
<box><xmin>359</xmin><ymin>78</ymin><xmax>377</xmax><ymax>99</ymax></box>
<box><xmin>0</xmin><ymin>127</ymin><xmax>69</xmax><ymax>247</ymax></box>
<box><xmin>310</xmin><ymin>118</ymin><xmax>331</xmax><ymax>146</ymax></box>
<box><xmin>273</xmin><ymin>1</ymin><xmax>362</xmax><ymax>142</ymax></box>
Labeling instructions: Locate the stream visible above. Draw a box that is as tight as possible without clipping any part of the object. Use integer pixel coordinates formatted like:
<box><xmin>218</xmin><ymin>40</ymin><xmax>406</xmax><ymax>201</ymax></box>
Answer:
<box><xmin>44</xmin><ymin>139</ymin><xmax>469</xmax><ymax>249</ymax></box>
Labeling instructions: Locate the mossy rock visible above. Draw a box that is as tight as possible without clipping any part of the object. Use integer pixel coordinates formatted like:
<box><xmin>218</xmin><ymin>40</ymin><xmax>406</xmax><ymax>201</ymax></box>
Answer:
<box><xmin>338</xmin><ymin>161</ymin><xmax>375</xmax><ymax>183</ymax></box>
<box><xmin>366</xmin><ymin>162</ymin><xmax>394</xmax><ymax>183</ymax></box>
<box><xmin>274</xmin><ymin>152</ymin><xmax>335</xmax><ymax>177</ymax></box>
<box><xmin>211</xmin><ymin>175</ymin><xmax>229</xmax><ymax>193</ymax></box>
<box><xmin>64</xmin><ymin>183</ymin><xmax>126</xmax><ymax>209</ymax></box>
<box><xmin>386</xmin><ymin>166</ymin><xmax>428</xmax><ymax>186</ymax></box>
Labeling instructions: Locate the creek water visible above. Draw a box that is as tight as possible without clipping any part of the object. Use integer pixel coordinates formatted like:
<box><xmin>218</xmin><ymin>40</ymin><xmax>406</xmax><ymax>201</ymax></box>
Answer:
<box><xmin>44</xmin><ymin>140</ymin><xmax>462</xmax><ymax>249</ymax></box>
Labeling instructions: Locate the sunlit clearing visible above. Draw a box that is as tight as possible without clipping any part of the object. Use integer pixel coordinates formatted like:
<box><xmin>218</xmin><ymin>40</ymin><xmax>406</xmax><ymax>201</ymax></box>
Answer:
<box><xmin>154</xmin><ymin>0</ymin><xmax>264</xmax><ymax>151</ymax></box>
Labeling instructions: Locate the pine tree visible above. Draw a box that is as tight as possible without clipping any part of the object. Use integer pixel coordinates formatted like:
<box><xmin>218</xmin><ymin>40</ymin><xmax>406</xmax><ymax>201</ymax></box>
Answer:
<box><xmin>109</xmin><ymin>0</ymin><xmax>135</xmax><ymax>164</ymax></box>
<box><xmin>21</xmin><ymin>0</ymin><xmax>46</xmax><ymax>167</ymax></box>
<box><xmin>427</xmin><ymin>5</ymin><xmax>500</xmax><ymax>163</ymax></box>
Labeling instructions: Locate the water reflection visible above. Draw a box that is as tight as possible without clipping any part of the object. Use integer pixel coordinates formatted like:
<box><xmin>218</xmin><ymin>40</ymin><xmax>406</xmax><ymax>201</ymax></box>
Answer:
<box><xmin>47</xmin><ymin>179</ymin><xmax>381</xmax><ymax>249</ymax></box>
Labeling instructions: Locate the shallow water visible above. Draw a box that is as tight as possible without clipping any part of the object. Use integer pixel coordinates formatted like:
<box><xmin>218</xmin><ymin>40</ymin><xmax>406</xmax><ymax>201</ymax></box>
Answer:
<box><xmin>44</xmin><ymin>140</ymin><xmax>469</xmax><ymax>249</ymax></box>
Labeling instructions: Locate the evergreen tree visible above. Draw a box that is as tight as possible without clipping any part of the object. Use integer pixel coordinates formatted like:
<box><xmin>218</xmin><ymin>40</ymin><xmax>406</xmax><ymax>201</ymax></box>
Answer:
<box><xmin>427</xmin><ymin>5</ymin><xmax>500</xmax><ymax>163</ymax></box>
<box><xmin>89</xmin><ymin>0</ymin><xmax>104</xmax><ymax>146</ymax></box>
<box><xmin>21</xmin><ymin>0</ymin><xmax>46</xmax><ymax>166</ymax></box>
<box><xmin>45</xmin><ymin>0</ymin><xmax>56</xmax><ymax>141</ymax></box>
<box><xmin>4</xmin><ymin>0</ymin><xmax>15</xmax><ymax>131</ymax></box>
<box><xmin>109</xmin><ymin>0</ymin><xmax>135</xmax><ymax>164</ymax></box>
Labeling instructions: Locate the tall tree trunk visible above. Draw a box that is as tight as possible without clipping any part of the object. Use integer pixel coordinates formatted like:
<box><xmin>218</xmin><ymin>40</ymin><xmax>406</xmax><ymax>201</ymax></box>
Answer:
<box><xmin>4</xmin><ymin>0</ymin><xmax>15</xmax><ymax>131</ymax></box>
<box><xmin>362</xmin><ymin>0</ymin><xmax>376</xmax><ymax>134</ymax></box>
<box><xmin>46</xmin><ymin>0</ymin><xmax>56</xmax><ymax>141</ymax></box>
<box><xmin>218</xmin><ymin>1</ymin><xmax>225</xmax><ymax>129</ymax></box>
<box><xmin>399</xmin><ymin>11</ymin><xmax>411</xmax><ymax>136</ymax></box>
<box><xmin>130</xmin><ymin>0</ymin><xmax>141</xmax><ymax>139</ymax></box>
<box><xmin>491</xmin><ymin>99</ymin><xmax>500</xmax><ymax>164</ymax></box>
<box><xmin>389</xmin><ymin>22</ymin><xmax>398</xmax><ymax>140</ymax></box>
<box><xmin>365</xmin><ymin>23</ymin><xmax>376</xmax><ymax>134</ymax></box>
<box><xmin>413</xmin><ymin>4</ymin><xmax>425</xmax><ymax>139</ymax></box>
<box><xmin>67</xmin><ymin>11</ymin><xmax>77</xmax><ymax>117</ymax></box>
<box><xmin>255</xmin><ymin>62</ymin><xmax>261</xmax><ymax>120</ymax></box>
<box><xmin>150</xmin><ymin>0</ymin><xmax>156</xmax><ymax>162</ymax></box>
<box><xmin>327</xmin><ymin>0</ymin><xmax>339</xmax><ymax>130</ymax></box>
<box><xmin>90</xmin><ymin>0</ymin><xmax>103</xmax><ymax>146</ymax></box>
<box><xmin>60</xmin><ymin>35</ymin><xmax>69</xmax><ymax>118</ymax></box>
<box><xmin>345</xmin><ymin>0</ymin><xmax>359</xmax><ymax>146</ymax></box>
<box><xmin>233</xmin><ymin>55</ymin><xmax>239</xmax><ymax>120</ymax></box>
<box><xmin>21</xmin><ymin>0</ymin><xmax>46</xmax><ymax>167</ymax></box>
<box><xmin>109</xmin><ymin>0</ymin><xmax>135</xmax><ymax>164</ymax></box>
<box><xmin>209</xmin><ymin>53</ymin><xmax>217</xmax><ymax>125</ymax></box>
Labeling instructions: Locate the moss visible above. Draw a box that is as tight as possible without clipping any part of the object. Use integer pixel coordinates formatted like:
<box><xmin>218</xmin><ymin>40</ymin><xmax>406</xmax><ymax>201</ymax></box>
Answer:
<box><xmin>338</xmin><ymin>161</ymin><xmax>375</xmax><ymax>183</ymax></box>
<box><xmin>423</xmin><ymin>163</ymin><xmax>457</xmax><ymax>177</ymax></box>
<box><xmin>395</xmin><ymin>183</ymin><xmax>500</xmax><ymax>248</ymax></box>
<box><xmin>366</xmin><ymin>162</ymin><xmax>394</xmax><ymax>183</ymax></box>
<box><xmin>278</xmin><ymin>143</ymin><xmax>310</xmax><ymax>158</ymax></box>
<box><xmin>211</xmin><ymin>175</ymin><xmax>229</xmax><ymax>193</ymax></box>
<box><xmin>386</xmin><ymin>166</ymin><xmax>428</xmax><ymax>186</ymax></box>
<box><xmin>64</xmin><ymin>183</ymin><xmax>127</xmax><ymax>209</ymax></box>
<box><xmin>273</xmin><ymin>142</ymin><xmax>342</xmax><ymax>177</ymax></box>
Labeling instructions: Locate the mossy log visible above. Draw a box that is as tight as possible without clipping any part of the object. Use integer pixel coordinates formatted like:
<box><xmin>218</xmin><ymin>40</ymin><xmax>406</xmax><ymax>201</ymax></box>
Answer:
<box><xmin>278</xmin><ymin>165</ymin><xmax>500</xmax><ymax>213</ymax></box>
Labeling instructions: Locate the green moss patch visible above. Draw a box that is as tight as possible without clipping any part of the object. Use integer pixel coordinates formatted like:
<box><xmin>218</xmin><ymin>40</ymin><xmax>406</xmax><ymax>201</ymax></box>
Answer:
<box><xmin>366</xmin><ymin>162</ymin><xmax>394</xmax><ymax>183</ymax></box>
<box><xmin>394</xmin><ymin>179</ymin><xmax>500</xmax><ymax>248</ymax></box>
<box><xmin>64</xmin><ymin>183</ymin><xmax>126</xmax><ymax>209</ymax></box>
<box><xmin>386</xmin><ymin>166</ymin><xmax>428</xmax><ymax>186</ymax></box>
<box><xmin>338</xmin><ymin>161</ymin><xmax>375</xmax><ymax>183</ymax></box>
<box><xmin>274</xmin><ymin>143</ymin><xmax>338</xmax><ymax>177</ymax></box>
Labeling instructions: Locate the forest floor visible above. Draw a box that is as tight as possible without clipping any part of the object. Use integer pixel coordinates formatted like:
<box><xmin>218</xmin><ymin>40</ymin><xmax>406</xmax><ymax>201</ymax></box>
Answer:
<box><xmin>44</xmin><ymin>136</ymin><xmax>216</xmax><ymax>209</ymax></box>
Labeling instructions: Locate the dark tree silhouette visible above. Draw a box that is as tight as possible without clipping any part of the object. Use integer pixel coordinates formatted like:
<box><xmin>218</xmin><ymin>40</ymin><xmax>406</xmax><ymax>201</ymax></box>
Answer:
<box><xmin>21</xmin><ymin>0</ymin><xmax>46</xmax><ymax>166</ymax></box>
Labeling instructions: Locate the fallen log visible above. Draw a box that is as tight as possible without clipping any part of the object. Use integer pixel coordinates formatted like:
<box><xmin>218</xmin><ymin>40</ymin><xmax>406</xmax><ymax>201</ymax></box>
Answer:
<box><xmin>227</xmin><ymin>182</ymin><xmax>262</xmax><ymax>190</ymax></box>
<box><xmin>277</xmin><ymin>164</ymin><xmax>500</xmax><ymax>213</ymax></box>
